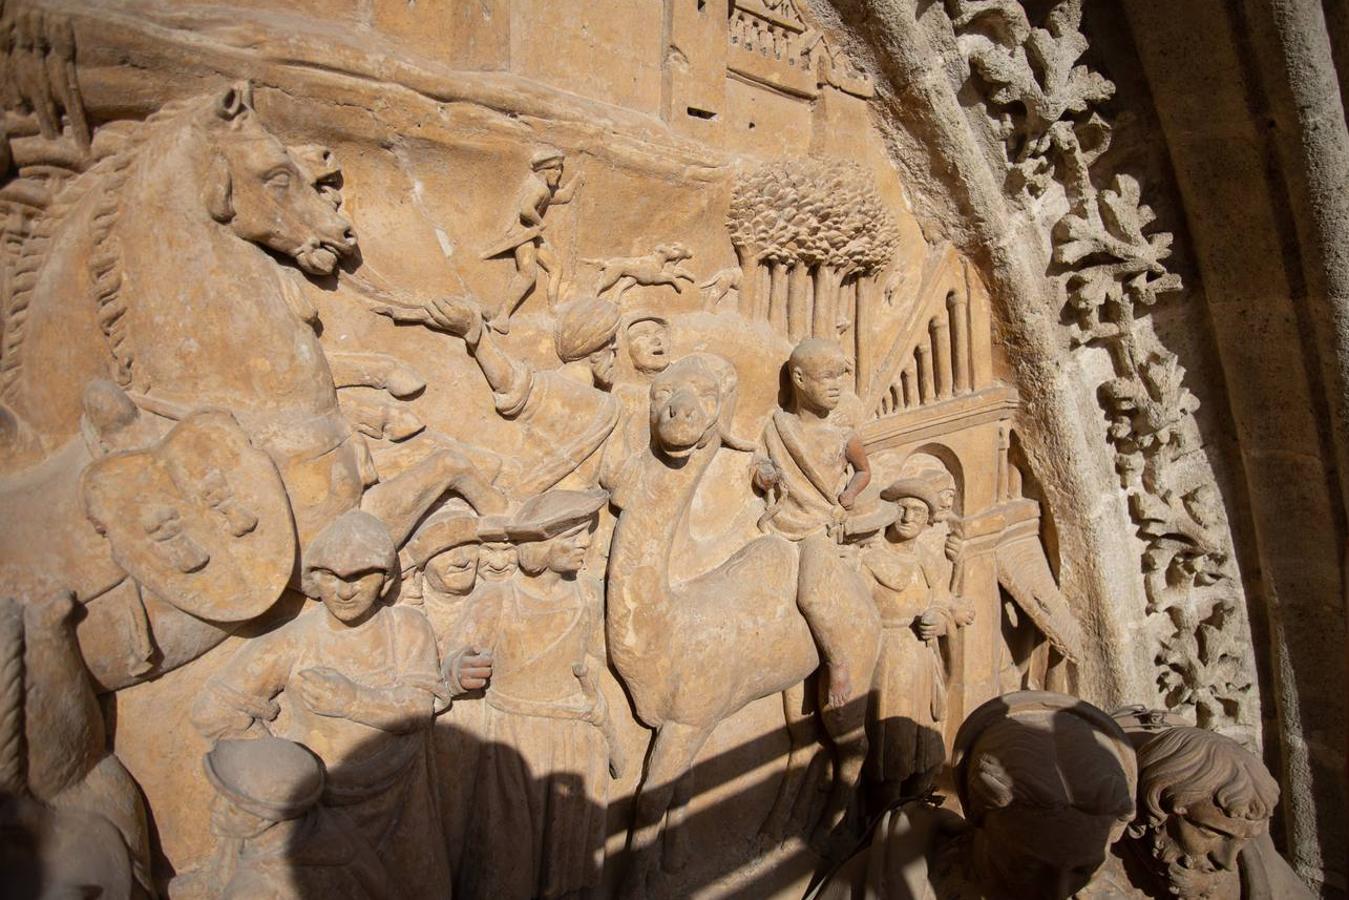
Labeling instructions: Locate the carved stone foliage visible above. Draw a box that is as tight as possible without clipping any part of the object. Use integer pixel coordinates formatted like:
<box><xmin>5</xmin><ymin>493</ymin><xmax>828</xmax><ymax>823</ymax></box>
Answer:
<box><xmin>947</xmin><ymin>0</ymin><xmax>1256</xmax><ymax>741</ymax></box>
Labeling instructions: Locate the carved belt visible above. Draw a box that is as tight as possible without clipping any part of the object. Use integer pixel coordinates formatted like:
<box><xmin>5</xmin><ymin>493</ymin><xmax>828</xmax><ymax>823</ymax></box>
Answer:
<box><xmin>487</xmin><ymin>689</ymin><xmax>597</xmax><ymax>722</ymax></box>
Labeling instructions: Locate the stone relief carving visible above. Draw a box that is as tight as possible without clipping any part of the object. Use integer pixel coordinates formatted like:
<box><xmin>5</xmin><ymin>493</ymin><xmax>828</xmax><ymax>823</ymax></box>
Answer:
<box><xmin>0</xmin><ymin>3</ymin><xmax>1307</xmax><ymax>897</ymax></box>
<box><xmin>945</xmin><ymin>0</ymin><xmax>1256</xmax><ymax>741</ymax></box>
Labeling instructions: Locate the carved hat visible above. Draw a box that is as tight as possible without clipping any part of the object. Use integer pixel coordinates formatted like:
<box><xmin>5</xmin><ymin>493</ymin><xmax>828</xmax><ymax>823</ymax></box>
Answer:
<box><xmin>302</xmin><ymin>509</ymin><xmax>397</xmax><ymax>582</ymax></box>
<box><xmin>531</xmin><ymin>146</ymin><xmax>565</xmax><ymax>170</ymax></box>
<box><xmin>625</xmin><ymin>311</ymin><xmax>669</xmax><ymax>331</ymax></box>
<box><xmin>204</xmin><ymin>737</ymin><xmax>324</xmax><ymax>822</ymax></box>
<box><xmin>952</xmin><ymin>690</ymin><xmax>1137</xmax><ymax>825</ymax></box>
<box><xmin>508</xmin><ymin>488</ymin><xmax>608</xmax><ymax>542</ymax></box>
<box><xmin>555</xmin><ymin>297</ymin><xmax>621</xmax><ymax>362</ymax></box>
<box><xmin>879</xmin><ymin>474</ymin><xmax>942</xmax><ymax>513</ymax></box>
<box><xmin>405</xmin><ymin>499</ymin><xmax>480</xmax><ymax>569</ymax></box>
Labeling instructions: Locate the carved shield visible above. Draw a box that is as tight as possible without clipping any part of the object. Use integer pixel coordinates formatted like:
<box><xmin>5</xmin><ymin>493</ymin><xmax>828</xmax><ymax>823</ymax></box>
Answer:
<box><xmin>81</xmin><ymin>410</ymin><xmax>296</xmax><ymax>623</ymax></box>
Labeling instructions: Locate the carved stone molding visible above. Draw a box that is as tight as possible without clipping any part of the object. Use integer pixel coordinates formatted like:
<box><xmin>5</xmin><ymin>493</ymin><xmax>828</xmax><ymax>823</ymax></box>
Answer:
<box><xmin>943</xmin><ymin>0</ymin><xmax>1257</xmax><ymax>742</ymax></box>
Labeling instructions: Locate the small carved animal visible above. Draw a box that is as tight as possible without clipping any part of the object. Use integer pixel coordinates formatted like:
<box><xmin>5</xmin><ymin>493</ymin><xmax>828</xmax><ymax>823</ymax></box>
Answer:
<box><xmin>699</xmin><ymin>266</ymin><xmax>742</xmax><ymax>310</ymax></box>
<box><xmin>584</xmin><ymin>242</ymin><xmax>695</xmax><ymax>300</ymax></box>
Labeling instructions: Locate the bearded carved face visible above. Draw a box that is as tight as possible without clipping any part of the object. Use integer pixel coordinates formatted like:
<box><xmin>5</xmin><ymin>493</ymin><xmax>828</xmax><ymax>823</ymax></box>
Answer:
<box><xmin>1139</xmin><ymin>798</ymin><xmax>1263</xmax><ymax>899</ymax></box>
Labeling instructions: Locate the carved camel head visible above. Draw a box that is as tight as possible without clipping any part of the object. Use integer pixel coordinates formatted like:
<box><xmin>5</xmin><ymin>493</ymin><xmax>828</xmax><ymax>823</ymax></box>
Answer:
<box><xmin>647</xmin><ymin>353</ymin><xmax>741</xmax><ymax>461</ymax></box>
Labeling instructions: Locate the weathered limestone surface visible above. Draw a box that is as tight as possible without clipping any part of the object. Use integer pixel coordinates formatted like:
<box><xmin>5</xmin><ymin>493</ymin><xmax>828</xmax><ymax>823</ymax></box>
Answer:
<box><xmin>0</xmin><ymin>0</ymin><xmax>1341</xmax><ymax>897</ymax></box>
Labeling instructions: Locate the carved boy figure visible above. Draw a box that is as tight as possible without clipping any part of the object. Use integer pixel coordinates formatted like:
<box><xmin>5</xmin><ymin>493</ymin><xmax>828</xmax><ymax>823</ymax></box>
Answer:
<box><xmin>456</xmin><ymin>488</ymin><xmax>624</xmax><ymax>900</ymax></box>
<box><xmin>1117</xmin><ymin>725</ymin><xmax>1311</xmax><ymax>899</ymax></box>
<box><xmin>753</xmin><ymin>337</ymin><xmax>873</xmax><ymax>706</ymax></box>
<box><xmin>861</xmin><ymin>472</ymin><xmax>973</xmax><ymax>808</ymax></box>
<box><xmin>192</xmin><ymin>510</ymin><xmax>451</xmax><ymax>900</ymax></box>
<box><xmin>481</xmin><ymin>146</ymin><xmax>583</xmax><ymax>327</ymax></box>
<box><xmin>814</xmin><ymin>692</ymin><xmax>1138</xmax><ymax>900</ymax></box>
<box><xmin>185</xmin><ymin>736</ymin><xmax>389</xmax><ymax>900</ymax></box>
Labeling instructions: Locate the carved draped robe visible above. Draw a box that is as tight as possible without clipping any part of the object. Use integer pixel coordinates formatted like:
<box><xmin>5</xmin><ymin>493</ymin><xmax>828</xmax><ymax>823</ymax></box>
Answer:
<box><xmin>195</xmin><ymin>605</ymin><xmax>452</xmax><ymax>900</ymax></box>
<box><xmin>456</xmin><ymin>575</ymin><xmax>610</xmax><ymax>900</ymax></box>
<box><xmin>860</xmin><ymin>541</ymin><xmax>952</xmax><ymax>787</ymax></box>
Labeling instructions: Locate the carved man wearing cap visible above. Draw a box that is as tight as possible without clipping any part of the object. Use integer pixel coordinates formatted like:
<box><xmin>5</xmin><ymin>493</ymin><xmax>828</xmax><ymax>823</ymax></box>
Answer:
<box><xmin>192</xmin><ymin>510</ymin><xmax>451</xmax><ymax>899</ymax></box>
<box><xmin>860</xmin><ymin>469</ymin><xmax>973</xmax><ymax>809</ymax></box>
<box><xmin>458</xmin><ymin>488</ymin><xmax>624</xmax><ymax>900</ymax></box>
<box><xmin>189</xmin><ymin>736</ymin><xmax>389</xmax><ymax>899</ymax></box>
<box><xmin>813</xmin><ymin>692</ymin><xmax>1138</xmax><ymax>900</ymax></box>
<box><xmin>427</xmin><ymin>295</ymin><xmax>624</xmax><ymax>495</ymax></box>
<box><xmin>480</xmin><ymin>145</ymin><xmax>583</xmax><ymax>328</ymax></box>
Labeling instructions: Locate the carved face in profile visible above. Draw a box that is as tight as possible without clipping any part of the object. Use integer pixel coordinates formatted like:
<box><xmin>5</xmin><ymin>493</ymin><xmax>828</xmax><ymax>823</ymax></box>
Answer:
<box><xmin>425</xmin><ymin>543</ymin><xmax>480</xmax><ymax>597</ymax></box>
<box><xmin>589</xmin><ymin>339</ymin><xmax>617</xmax><ymax>390</ymax></box>
<box><xmin>548</xmin><ymin>523</ymin><xmax>593</xmax><ymax>575</ymax></box>
<box><xmin>1139</xmin><ymin>799</ymin><xmax>1261</xmax><ymax>899</ymax></box>
<box><xmin>627</xmin><ymin>320</ymin><xmax>670</xmax><ymax>375</ymax></box>
<box><xmin>478</xmin><ymin>541</ymin><xmax>519</xmax><ymax>582</ymax></box>
<box><xmin>1131</xmin><ymin>727</ymin><xmax>1278</xmax><ymax>900</ymax></box>
<box><xmin>790</xmin><ymin>345</ymin><xmax>849</xmax><ymax>414</ymax></box>
<box><xmin>205</xmin><ymin>85</ymin><xmax>357</xmax><ymax>276</ymax></box>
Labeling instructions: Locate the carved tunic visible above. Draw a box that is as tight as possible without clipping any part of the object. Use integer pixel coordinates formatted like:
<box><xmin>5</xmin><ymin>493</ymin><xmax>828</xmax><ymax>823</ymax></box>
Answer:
<box><xmin>195</xmin><ymin>606</ymin><xmax>452</xmax><ymax>900</ymax></box>
<box><xmin>458</xmin><ymin>576</ymin><xmax>609</xmax><ymax>900</ymax></box>
<box><xmin>861</xmin><ymin>542</ymin><xmax>951</xmax><ymax>785</ymax></box>
<box><xmin>491</xmin><ymin>358</ymin><xmax>621</xmax><ymax>493</ymax></box>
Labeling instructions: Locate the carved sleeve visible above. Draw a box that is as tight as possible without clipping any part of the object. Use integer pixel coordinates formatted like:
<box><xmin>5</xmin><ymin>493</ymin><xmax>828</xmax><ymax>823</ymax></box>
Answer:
<box><xmin>191</xmin><ymin>629</ymin><xmax>294</xmax><ymax>740</ymax></box>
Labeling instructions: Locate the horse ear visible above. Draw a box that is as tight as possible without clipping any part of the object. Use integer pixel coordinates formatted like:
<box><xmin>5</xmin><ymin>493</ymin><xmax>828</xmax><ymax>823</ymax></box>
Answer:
<box><xmin>204</xmin><ymin>153</ymin><xmax>234</xmax><ymax>223</ymax></box>
<box><xmin>214</xmin><ymin>81</ymin><xmax>254</xmax><ymax>122</ymax></box>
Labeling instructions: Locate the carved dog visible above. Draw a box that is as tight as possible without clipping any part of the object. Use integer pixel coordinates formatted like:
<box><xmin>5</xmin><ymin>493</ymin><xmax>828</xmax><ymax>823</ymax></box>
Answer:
<box><xmin>584</xmin><ymin>242</ymin><xmax>695</xmax><ymax>299</ymax></box>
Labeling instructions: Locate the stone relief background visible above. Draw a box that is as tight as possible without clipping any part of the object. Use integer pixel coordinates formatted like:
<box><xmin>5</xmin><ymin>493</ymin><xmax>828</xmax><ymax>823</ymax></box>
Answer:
<box><xmin>0</xmin><ymin>0</ymin><xmax>1342</xmax><ymax>897</ymax></box>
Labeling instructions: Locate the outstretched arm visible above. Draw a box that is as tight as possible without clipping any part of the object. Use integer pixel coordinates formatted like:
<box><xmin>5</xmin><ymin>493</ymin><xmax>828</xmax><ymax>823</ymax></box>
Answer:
<box><xmin>294</xmin><ymin>667</ymin><xmax>437</xmax><ymax>733</ymax></box>
<box><xmin>552</xmin><ymin>171</ymin><xmax>584</xmax><ymax>205</ymax></box>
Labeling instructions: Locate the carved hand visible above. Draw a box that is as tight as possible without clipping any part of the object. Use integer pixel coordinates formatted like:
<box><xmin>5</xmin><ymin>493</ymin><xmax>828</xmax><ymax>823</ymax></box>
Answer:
<box><xmin>422</xmin><ymin>296</ymin><xmax>483</xmax><ymax>343</ymax></box>
<box><xmin>751</xmin><ymin>459</ymin><xmax>783</xmax><ymax>493</ymax></box>
<box><xmin>837</xmin><ymin>485</ymin><xmax>860</xmax><ymax>509</ymax></box>
<box><xmin>945</xmin><ymin>533</ymin><xmax>964</xmax><ymax>562</ymax></box>
<box><xmin>449</xmin><ymin>648</ymin><xmax>494</xmax><ymax>693</ymax></box>
<box><xmin>916</xmin><ymin>608</ymin><xmax>948</xmax><ymax>641</ymax></box>
<box><xmin>296</xmin><ymin>667</ymin><xmax>359</xmax><ymax>718</ymax></box>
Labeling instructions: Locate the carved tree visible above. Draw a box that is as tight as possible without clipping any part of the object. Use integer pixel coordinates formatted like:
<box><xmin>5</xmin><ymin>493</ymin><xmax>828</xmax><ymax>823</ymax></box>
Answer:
<box><xmin>727</xmin><ymin>157</ymin><xmax>898</xmax><ymax>371</ymax></box>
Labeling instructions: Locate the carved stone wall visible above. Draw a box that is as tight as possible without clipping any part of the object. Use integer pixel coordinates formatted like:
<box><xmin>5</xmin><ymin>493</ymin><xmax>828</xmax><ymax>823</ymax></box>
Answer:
<box><xmin>0</xmin><ymin>0</ymin><xmax>1342</xmax><ymax>897</ymax></box>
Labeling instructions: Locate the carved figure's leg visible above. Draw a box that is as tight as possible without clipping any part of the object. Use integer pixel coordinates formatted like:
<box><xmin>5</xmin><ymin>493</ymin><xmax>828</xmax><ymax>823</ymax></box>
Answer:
<box><xmin>812</xmin><ymin>568</ymin><xmax>880</xmax><ymax>851</ymax></box>
<box><xmin>762</xmin><ymin>678</ymin><xmax>819</xmax><ymax>840</ymax></box>
<box><xmin>796</xmin><ymin>534</ymin><xmax>856</xmax><ymax>708</ymax></box>
<box><xmin>595</xmin><ymin>266</ymin><xmax>621</xmax><ymax>295</ymax></box>
<box><xmin>537</xmin><ymin>242</ymin><xmax>562</xmax><ymax>306</ymax></box>
<box><xmin>360</xmin><ymin>445</ymin><xmax>506</xmax><ymax>547</ymax></box>
<box><xmin>19</xmin><ymin>592</ymin><xmax>153</xmax><ymax>892</ymax></box>
<box><xmin>620</xmin><ymin>721</ymin><xmax>710</xmax><ymax>900</ymax></box>
<box><xmin>498</xmin><ymin>241</ymin><xmax>540</xmax><ymax>324</ymax></box>
<box><xmin>613</xmin><ymin>275</ymin><xmax>635</xmax><ymax>302</ymax></box>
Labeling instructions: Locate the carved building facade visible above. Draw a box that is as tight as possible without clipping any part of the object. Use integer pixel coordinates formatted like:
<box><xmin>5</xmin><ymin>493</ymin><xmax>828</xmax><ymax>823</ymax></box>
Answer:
<box><xmin>0</xmin><ymin>0</ymin><xmax>1343</xmax><ymax>897</ymax></box>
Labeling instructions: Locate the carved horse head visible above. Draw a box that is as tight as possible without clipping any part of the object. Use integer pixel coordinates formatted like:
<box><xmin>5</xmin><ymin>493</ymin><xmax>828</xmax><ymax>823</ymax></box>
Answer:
<box><xmin>199</xmin><ymin>83</ymin><xmax>357</xmax><ymax>275</ymax></box>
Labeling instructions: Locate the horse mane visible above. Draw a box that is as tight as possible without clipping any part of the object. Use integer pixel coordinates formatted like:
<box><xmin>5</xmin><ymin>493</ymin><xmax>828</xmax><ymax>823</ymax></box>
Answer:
<box><xmin>0</xmin><ymin>94</ymin><xmax>206</xmax><ymax>401</ymax></box>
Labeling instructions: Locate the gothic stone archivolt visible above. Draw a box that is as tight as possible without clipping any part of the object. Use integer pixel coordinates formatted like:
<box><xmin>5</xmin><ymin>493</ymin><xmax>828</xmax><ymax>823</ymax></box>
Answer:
<box><xmin>0</xmin><ymin>1</ymin><xmax>1287</xmax><ymax>898</ymax></box>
